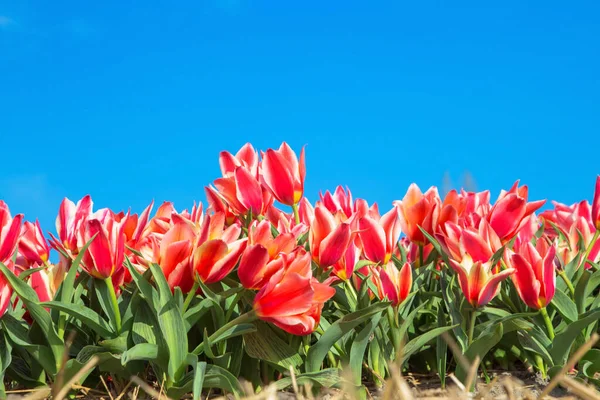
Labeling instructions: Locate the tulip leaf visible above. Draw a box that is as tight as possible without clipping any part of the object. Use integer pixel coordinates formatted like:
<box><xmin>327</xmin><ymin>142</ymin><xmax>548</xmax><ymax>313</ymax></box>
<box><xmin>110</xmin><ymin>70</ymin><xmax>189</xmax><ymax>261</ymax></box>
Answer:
<box><xmin>94</xmin><ymin>278</ymin><xmax>120</xmax><ymax>333</ymax></box>
<box><xmin>42</xmin><ymin>301</ymin><xmax>114</xmax><ymax>338</ymax></box>
<box><xmin>551</xmin><ymin>289</ymin><xmax>578</xmax><ymax>323</ymax></box>
<box><xmin>193</xmin><ymin>361</ymin><xmax>207</xmax><ymax>400</ymax></box>
<box><xmin>121</xmin><ymin>343</ymin><xmax>159</xmax><ymax>365</ymax></box>
<box><xmin>550</xmin><ymin>309</ymin><xmax>600</xmax><ymax>365</ymax></box>
<box><xmin>574</xmin><ymin>270</ymin><xmax>591</xmax><ymax>314</ymax></box>
<box><xmin>193</xmin><ymin>323</ymin><xmax>257</xmax><ymax>356</ymax></box>
<box><xmin>273</xmin><ymin>368</ymin><xmax>342</xmax><ymax>390</ymax></box>
<box><xmin>437</xmin><ymin>305</ymin><xmax>448</xmax><ymax>388</ymax></box>
<box><xmin>455</xmin><ymin>322</ymin><xmax>503</xmax><ymax>385</ymax></box>
<box><xmin>349</xmin><ymin>311</ymin><xmax>383</xmax><ymax>386</ymax></box>
<box><xmin>400</xmin><ymin>325</ymin><xmax>458</xmax><ymax>364</ymax></box>
<box><xmin>306</xmin><ymin>302</ymin><xmax>390</xmax><ymax>372</ymax></box>
<box><xmin>517</xmin><ymin>331</ymin><xmax>553</xmax><ymax>366</ymax></box>
<box><xmin>243</xmin><ymin>322</ymin><xmax>301</xmax><ymax>369</ymax></box>
<box><xmin>124</xmin><ymin>258</ymin><xmax>159</xmax><ymax>309</ymax></box>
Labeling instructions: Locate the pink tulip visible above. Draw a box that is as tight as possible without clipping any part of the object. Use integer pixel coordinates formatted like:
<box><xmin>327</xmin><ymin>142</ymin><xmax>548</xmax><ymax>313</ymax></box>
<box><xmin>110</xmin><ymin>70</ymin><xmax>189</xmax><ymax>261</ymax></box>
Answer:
<box><xmin>309</xmin><ymin>205</ymin><xmax>353</xmax><ymax>268</ymax></box>
<box><xmin>331</xmin><ymin>241</ymin><xmax>360</xmax><ymax>281</ymax></box>
<box><xmin>449</xmin><ymin>256</ymin><xmax>515</xmax><ymax>308</ymax></box>
<box><xmin>593</xmin><ymin>175</ymin><xmax>600</xmax><ymax>230</ymax></box>
<box><xmin>358</xmin><ymin>206</ymin><xmax>402</xmax><ymax>265</ymax></box>
<box><xmin>261</xmin><ymin>142</ymin><xmax>306</xmax><ymax>206</ymax></box>
<box><xmin>0</xmin><ymin>201</ymin><xmax>24</xmax><ymax>263</ymax></box>
<box><xmin>219</xmin><ymin>143</ymin><xmax>260</xmax><ymax>179</ymax></box>
<box><xmin>49</xmin><ymin>195</ymin><xmax>93</xmax><ymax>256</ymax></box>
<box><xmin>0</xmin><ymin>261</ymin><xmax>14</xmax><ymax>317</ymax></box>
<box><xmin>440</xmin><ymin>219</ymin><xmax>501</xmax><ymax>264</ymax></box>
<box><xmin>375</xmin><ymin>262</ymin><xmax>412</xmax><ymax>307</ymax></box>
<box><xmin>505</xmin><ymin>240</ymin><xmax>557</xmax><ymax>309</ymax></box>
<box><xmin>19</xmin><ymin>220</ymin><xmax>50</xmax><ymax>265</ymax></box>
<box><xmin>212</xmin><ymin>167</ymin><xmax>273</xmax><ymax>217</ymax></box>
<box><xmin>394</xmin><ymin>184</ymin><xmax>441</xmax><ymax>245</ymax></box>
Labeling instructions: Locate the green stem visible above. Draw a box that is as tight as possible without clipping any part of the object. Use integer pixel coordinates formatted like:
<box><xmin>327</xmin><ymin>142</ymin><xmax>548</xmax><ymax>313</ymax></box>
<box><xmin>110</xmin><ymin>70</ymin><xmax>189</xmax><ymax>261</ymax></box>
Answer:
<box><xmin>582</xmin><ymin>230</ymin><xmax>600</xmax><ymax>269</ymax></box>
<box><xmin>539</xmin><ymin>307</ymin><xmax>555</xmax><ymax>340</ymax></box>
<box><xmin>291</xmin><ymin>203</ymin><xmax>301</xmax><ymax>225</ymax></box>
<box><xmin>468</xmin><ymin>309</ymin><xmax>477</xmax><ymax>346</ymax></box>
<box><xmin>105</xmin><ymin>277</ymin><xmax>122</xmax><ymax>334</ymax></box>
<box><xmin>534</xmin><ymin>354</ymin><xmax>547</xmax><ymax>379</ymax></box>
<box><xmin>182</xmin><ymin>281</ymin><xmax>200</xmax><ymax>314</ymax></box>
<box><xmin>192</xmin><ymin>311</ymin><xmax>257</xmax><ymax>355</ymax></box>
<box><xmin>387</xmin><ymin>306</ymin><xmax>401</xmax><ymax>358</ymax></box>
<box><xmin>558</xmin><ymin>270</ymin><xmax>575</xmax><ymax>297</ymax></box>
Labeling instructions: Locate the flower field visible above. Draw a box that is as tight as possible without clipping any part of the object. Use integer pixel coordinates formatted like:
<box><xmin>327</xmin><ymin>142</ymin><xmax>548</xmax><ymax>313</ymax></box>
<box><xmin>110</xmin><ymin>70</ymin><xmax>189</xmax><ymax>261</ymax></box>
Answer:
<box><xmin>1</xmin><ymin>142</ymin><xmax>600</xmax><ymax>399</ymax></box>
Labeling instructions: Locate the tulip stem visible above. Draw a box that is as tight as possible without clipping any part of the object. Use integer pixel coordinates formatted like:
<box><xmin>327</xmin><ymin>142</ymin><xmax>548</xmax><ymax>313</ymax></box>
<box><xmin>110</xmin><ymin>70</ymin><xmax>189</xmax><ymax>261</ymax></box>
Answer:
<box><xmin>387</xmin><ymin>306</ymin><xmax>401</xmax><ymax>359</ymax></box>
<box><xmin>104</xmin><ymin>277</ymin><xmax>122</xmax><ymax>335</ymax></box>
<box><xmin>539</xmin><ymin>307</ymin><xmax>555</xmax><ymax>340</ymax></box>
<box><xmin>192</xmin><ymin>311</ymin><xmax>257</xmax><ymax>355</ymax></box>
<box><xmin>557</xmin><ymin>270</ymin><xmax>575</xmax><ymax>297</ymax></box>
<box><xmin>291</xmin><ymin>203</ymin><xmax>301</xmax><ymax>225</ymax></box>
<box><xmin>467</xmin><ymin>309</ymin><xmax>477</xmax><ymax>346</ymax></box>
<box><xmin>582</xmin><ymin>230</ymin><xmax>600</xmax><ymax>269</ymax></box>
<box><xmin>182</xmin><ymin>281</ymin><xmax>200</xmax><ymax>314</ymax></box>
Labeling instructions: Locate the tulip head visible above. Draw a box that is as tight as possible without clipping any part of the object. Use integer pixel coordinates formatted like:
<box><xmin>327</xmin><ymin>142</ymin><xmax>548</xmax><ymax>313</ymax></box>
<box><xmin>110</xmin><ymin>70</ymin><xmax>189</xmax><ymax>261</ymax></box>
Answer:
<box><xmin>51</xmin><ymin>195</ymin><xmax>93</xmax><ymax>255</ymax></box>
<box><xmin>19</xmin><ymin>220</ymin><xmax>51</xmax><ymax>265</ymax></box>
<box><xmin>394</xmin><ymin>184</ymin><xmax>441</xmax><ymax>245</ymax></box>
<box><xmin>0</xmin><ymin>262</ymin><xmax>13</xmax><ymax>317</ymax></box>
<box><xmin>592</xmin><ymin>175</ymin><xmax>600</xmax><ymax>230</ymax></box>
<box><xmin>261</xmin><ymin>142</ymin><xmax>306</xmax><ymax>206</ymax></box>
<box><xmin>375</xmin><ymin>262</ymin><xmax>412</xmax><ymax>307</ymax></box>
<box><xmin>309</xmin><ymin>205</ymin><xmax>353</xmax><ymax>269</ymax></box>
<box><xmin>219</xmin><ymin>143</ymin><xmax>260</xmax><ymax>179</ymax></box>
<box><xmin>0</xmin><ymin>201</ymin><xmax>24</xmax><ymax>263</ymax></box>
<box><xmin>358</xmin><ymin>206</ymin><xmax>402</xmax><ymax>265</ymax></box>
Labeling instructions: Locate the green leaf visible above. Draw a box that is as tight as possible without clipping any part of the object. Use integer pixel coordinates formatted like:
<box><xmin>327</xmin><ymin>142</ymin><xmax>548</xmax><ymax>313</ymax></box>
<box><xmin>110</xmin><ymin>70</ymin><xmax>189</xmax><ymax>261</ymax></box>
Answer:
<box><xmin>122</xmin><ymin>343</ymin><xmax>159</xmax><ymax>365</ymax></box>
<box><xmin>306</xmin><ymin>302</ymin><xmax>390</xmax><ymax>372</ymax></box>
<box><xmin>1</xmin><ymin>316</ymin><xmax>56</xmax><ymax>375</ymax></box>
<box><xmin>99</xmin><ymin>334</ymin><xmax>128</xmax><ymax>353</ymax></box>
<box><xmin>42</xmin><ymin>301</ymin><xmax>114</xmax><ymax>338</ymax></box>
<box><xmin>273</xmin><ymin>369</ymin><xmax>342</xmax><ymax>390</ymax></box>
<box><xmin>349</xmin><ymin>312</ymin><xmax>382</xmax><ymax>385</ymax></box>
<box><xmin>550</xmin><ymin>309</ymin><xmax>600</xmax><ymax>365</ymax></box>
<box><xmin>398</xmin><ymin>302</ymin><xmax>427</xmax><ymax>344</ymax></box>
<box><xmin>193</xmin><ymin>362</ymin><xmax>207</xmax><ymax>400</ymax></box>
<box><xmin>0</xmin><ymin>262</ymin><xmax>63</xmax><ymax>373</ymax></box>
<box><xmin>455</xmin><ymin>322</ymin><xmax>503</xmax><ymax>384</ymax></box>
<box><xmin>401</xmin><ymin>325</ymin><xmax>458</xmax><ymax>363</ymax></box>
<box><xmin>94</xmin><ymin>278</ymin><xmax>120</xmax><ymax>333</ymax></box>
<box><xmin>243</xmin><ymin>322</ymin><xmax>301</xmax><ymax>369</ymax></box>
<box><xmin>194</xmin><ymin>323</ymin><xmax>256</xmax><ymax>356</ymax></box>
<box><xmin>203</xmin><ymin>364</ymin><xmax>243</xmax><ymax>395</ymax></box>
<box><xmin>574</xmin><ymin>270</ymin><xmax>591</xmax><ymax>314</ymax></box>
<box><xmin>437</xmin><ymin>305</ymin><xmax>448</xmax><ymax>388</ymax></box>
<box><xmin>124</xmin><ymin>258</ymin><xmax>158</xmax><ymax>308</ymax></box>
<box><xmin>550</xmin><ymin>290</ymin><xmax>578</xmax><ymax>323</ymax></box>
<box><xmin>517</xmin><ymin>331</ymin><xmax>553</xmax><ymax>366</ymax></box>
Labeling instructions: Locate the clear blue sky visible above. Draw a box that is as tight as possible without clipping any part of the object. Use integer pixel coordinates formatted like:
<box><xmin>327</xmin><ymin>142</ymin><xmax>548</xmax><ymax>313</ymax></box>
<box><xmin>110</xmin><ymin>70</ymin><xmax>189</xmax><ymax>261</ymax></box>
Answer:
<box><xmin>1</xmin><ymin>1</ymin><xmax>599</xmax><ymax>234</ymax></box>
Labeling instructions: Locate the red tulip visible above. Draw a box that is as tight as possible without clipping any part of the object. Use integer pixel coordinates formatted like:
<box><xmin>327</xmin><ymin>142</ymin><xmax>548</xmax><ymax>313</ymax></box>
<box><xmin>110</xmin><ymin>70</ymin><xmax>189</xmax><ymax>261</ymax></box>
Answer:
<box><xmin>193</xmin><ymin>213</ymin><xmax>247</xmax><ymax>284</ymax></box>
<box><xmin>77</xmin><ymin>210</ymin><xmax>128</xmax><ymax>279</ymax></box>
<box><xmin>212</xmin><ymin>167</ymin><xmax>273</xmax><ymax>217</ymax></box>
<box><xmin>487</xmin><ymin>181</ymin><xmax>545</xmax><ymax>242</ymax></box>
<box><xmin>394</xmin><ymin>184</ymin><xmax>441</xmax><ymax>245</ymax></box>
<box><xmin>358</xmin><ymin>206</ymin><xmax>402</xmax><ymax>265</ymax></box>
<box><xmin>331</xmin><ymin>241</ymin><xmax>360</xmax><ymax>281</ymax></box>
<box><xmin>219</xmin><ymin>143</ymin><xmax>260</xmax><ymax>179</ymax></box>
<box><xmin>309</xmin><ymin>205</ymin><xmax>353</xmax><ymax>268</ymax></box>
<box><xmin>592</xmin><ymin>175</ymin><xmax>600</xmax><ymax>230</ymax></box>
<box><xmin>253</xmin><ymin>249</ymin><xmax>335</xmax><ymax>335</ymax></box>
<box><xmin>157</xmin><ymin>220</ymin><xmax>196</xmax><ymax>292</ymax></box>
<box><xmin>238</xmin><ymin>220</ymin><xmax>296</xmax><ymax>289</ymax></box>
<box><xmin>0</xmin><ymin>201</ymin><xmax>24</xmax><ymax>263</ymax></box>
<box><xmin>0</xmin><ymin>262</ymin><xmax>13</xmax><ymax>317</ymax></box>
<box><xmin>440</xmin><ymin>219</ymin><xmax>501</xmax><ymax>264</ymax></box>
<box><xmin>19</xmin><ymin>220</ymin><xmax>50</xmax><ymax>265</ymax></box>
<box><xmin>50</xmin><ymin>195</ymin><xmax>93</xmax><ymax>256</ymax></box>
<box><xmin>448</xmin><ymin>256</ymin><xmax>515</xmax><ymax>308</ymax></box>
<box><xmin>505</xmin><ymin>240</ymin><xmax>557</xmax><ymax>309</ymax></box>
<box><xmin>375</xmin><ymin>262</ymin><xmax>412</xmax><ymax>307</ymax></box>
<box><xmin>261</xmin><ymin>142</ymin><xmax>306</xmax><ymax>206</ymax></box>
<box><xmin>28</xmin><ymin>267</ymin><xmax>54</xmax><ymax>303</ymax></box>
<box><xmin>319</xmin><ymin>186</ymin><xmax>356</xmax><ymax>221</ymax></box>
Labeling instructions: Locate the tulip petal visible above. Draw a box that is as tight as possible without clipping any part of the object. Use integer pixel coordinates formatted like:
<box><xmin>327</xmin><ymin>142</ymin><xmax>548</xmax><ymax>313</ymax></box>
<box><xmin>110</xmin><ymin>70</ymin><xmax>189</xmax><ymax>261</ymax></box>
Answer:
<box><xmin>262</xmin><ymin>150</ymin><xmax>295</xmax><ymax>205</ymax></box>
<box><xmin>234</xmin><ymin>167</ymin><xmax>263</xmax><ymax>215</ymax></box>
<box><xmin>358</xmin><ymin>217</ymin><xmax>386</xmax><ymax>264</ymax></box>
<box><xmin>477</xmin><ymin>268</ymin><xmax>515</xmax><ymax>308</ymax></box>
<box><xmin>318</xmin><ymin>223</ymin><xmax>352</xmax><ymax>268</ymax></box>
<box><xmin>193</xmin><ymin>239</ymin><xmax>228</xmax><ymax>282</ymax></box>
<box><xmin>238</xmin><ymin>244</ymin><xmax>270</xmax><ymax>289</ymax></box>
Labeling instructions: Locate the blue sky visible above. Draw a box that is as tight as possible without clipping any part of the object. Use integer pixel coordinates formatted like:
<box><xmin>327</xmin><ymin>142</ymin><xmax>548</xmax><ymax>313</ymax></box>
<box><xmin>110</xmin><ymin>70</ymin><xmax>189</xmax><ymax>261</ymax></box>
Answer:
<box><xmin>1</xmin><ymin>1</ymin><xmax>599</xmax><ymax>235</ymax></box>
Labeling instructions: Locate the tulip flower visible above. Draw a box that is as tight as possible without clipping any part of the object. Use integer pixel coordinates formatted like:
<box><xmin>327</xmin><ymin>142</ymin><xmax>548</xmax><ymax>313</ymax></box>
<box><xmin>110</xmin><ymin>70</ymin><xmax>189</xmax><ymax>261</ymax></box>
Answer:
<box><xmin>505</xmin><ymin>240</ymin><xmax>557</xmax><ymax>309</ymax></box>
<box><xmin>253</xmin><ymin>249</ymin><xmax>335</xmax><ymax>335</ymax></box>
<box><xmin>593</xmin><ymin>175</ymin><xmax>600</xmax><ymax>230</ymax></box>
<box><xmin>50</xmin><ymin>195</ymin><xmax>93</xmax><ymax>255</ymax></box>
<box><xmin>19</xmin><ymin>220</ymin><xmax>50</xmax><ymax>265</ymax></box>
<box><xmin>0</xmin><ymin>201</ymin><xmax>24</xmax><ymax>263</ymax></box>
<box><xmin>309</xmin><ymin>205</ymin><xmax>353</xmax><ymax>268</ymax></box>
<box><xmin>194</xmin><ymin>213</ymin><xmax>247</xmax><ymax>284</ymax></box>
<box><xmin>219</xmin><ymin>143</ymin><xmax>260</xmax><ymax>179</ymax></box>
<box><xmin>212</xmin><ymin>167</ymin><xmax>273</xmax><ymax>217</ymax></box>
<box><xmin>487</xmin><ymin>181</ymin><xmax>545</xmax><ymax>242</ymax></box>
<box><xmin>238</xmin><ymin>220</ymin><xmax>296</xmax><ymax>289</ymax></box>
<box><xmin>77</xmin><ymin>210</ymin><xmax>127</xmax><ymax>280</ymax></box>
<box><xmin>331</xmin><ymin>241</ymin><xmax>360</xmax><ymax>281</ymax></box>
<box><xmin>448</xmin><ymin>255</ymin><xmax>515</xmax><ymax>308</ymax></box>
<box><xmin>157</xmin><ymin>220</ymin><xmax>197</xmax><ymax>292</ymax></box>
<box><xmin>319</xmin><ymin>186</ymin><xmax>355</xmax><ymax>221</ymax></box>
<box><xmin>394</xmin><ymin>184</ymin><xmax>441</xmax><ymax>245</ymax></box>
<box><xmin>0</xmin><ymin>262</ymin><xmax>13</xmax><ymax>317</ymax></box>
<box><xmin>358</xmin><ymin>206</ymin><xmax>402</xmax><ymax>265</ymax></box>
<box><xmin>376</xmin><ymin>262</ymin><xmax>412</xmax><ymax>307</ymax></box>
<box><xmin>261</xmin><ymin>142</ymin><xmax>306</xmax><ymax>206</ymax></box>
<box><xmin>440</xmin><ymin>220</ymin><xmax>501</xmax><ymax>264</ymax></box>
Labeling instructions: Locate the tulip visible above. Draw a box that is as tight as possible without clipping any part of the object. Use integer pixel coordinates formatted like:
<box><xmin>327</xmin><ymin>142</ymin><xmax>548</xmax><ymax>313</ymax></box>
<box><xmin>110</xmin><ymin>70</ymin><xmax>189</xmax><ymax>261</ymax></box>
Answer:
<box><xmin>19</xmin><ymin>220</ymin><xmax>50</xmax><ymax>265</ymax></box>
<box><xmin>319</xmin><ymin>186</ymin><xmax>355</xmax><ymax>221</ymax></box>
<box><xmin>448</xmin><ymin>256</ymin><xmax>515</xmax><ymax>308</ymax></box>
<box><xmin>505</xmin><ymin>240</ymin><xmax>557</xmax><ymax>309</ymax></box>
<box><xmin>440</xmin><ymin>220</ymin><xmax>501</xmax><ymax>264</ymax></box>
<box><xmin>0</xmin><ymin>262</ymin><xmax>13</xmax><ymax>317</ymax></box>
<box><xmin>157</xmin><ymin>220</ymin><xmax>197</xmax><ymax>292</ymax></box>
<box><xmin>0</xmin><ymin>201</ymin><xmax>24</xmax><ymax>263</ymax></box>
<box><xmin>77</xmin><ymin>210</ymin><xmax>127</xmax><ymax>280</ymax></box>
<box><xmin>253</xmin><ymin>249</ymin><xmax>335</xmax><ymax>335</ymax></box>
<box><xmin>194</xmin><ymin>213</ymin><xmax>247</xmax><ymax>284</ymax></box>
<box><xmin>219</xmin><ymin>143</ymin><xmax>260</xmax><ymax>179</ymax></box>
<box><xmin>376</xmin><ymin>262</ymin><xmax>412</xmax><ymax>307</ymax></box>
<box><xmin>358</xmin><ymin>206</ymin><xmax>402</xmax><ymax>265</ymax></box>
<box><xmin>309</xmin><ymin>205</ymin><xmax>353</xmax><ymax>268</ymax></box>
<box><xmin>593</xmin><ymin>176</ymin><xmax>600</xmax><ymax>230</ymax></box>
<box><xmin>487</xmin><ymin>181</ymin><xmax>545</xmax><ymax>242</ymax></box>
<box><xmin>50</xmin><ymin>195</ymin><xmax>93</xmax><ymax>255</ymax></box>
<box><xmin>265</xmin><ymin>201</ymin><xmax>312</xmax><ymax>239</ymax></box>
<box><xmin>261</xmin><ymin>142</ymin><xmax>306</xmax><ymax>206</ymax></box>
<box><xmin>238</xmin><ymin>220</ymin><xmax>296</xmax><ymax>289</ymax></box>
<box><xmin>212</xmin><ymin>167</ymin><xmax>273</xmax><ymax>217</ymax></box>
<box><xmin>331</xmin><ymin>241</ymin><xmax>360</xmax><ymax>281</ymax></box>
<box><xmin>394</xmin><ymin>184</ymin><xmax>441</xmax><ymax>245</ymax></box>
